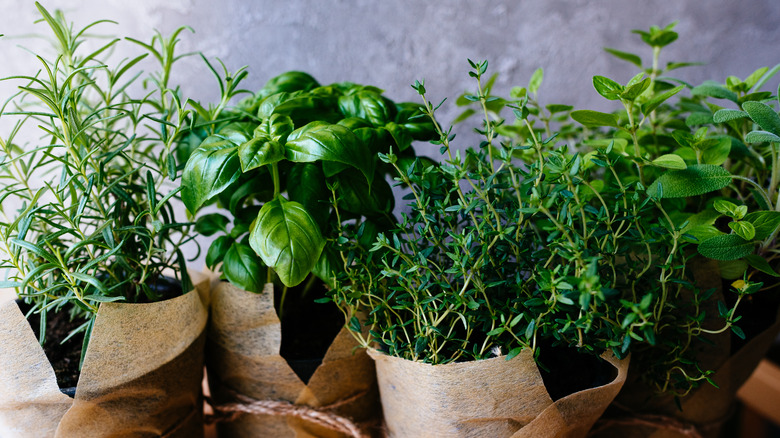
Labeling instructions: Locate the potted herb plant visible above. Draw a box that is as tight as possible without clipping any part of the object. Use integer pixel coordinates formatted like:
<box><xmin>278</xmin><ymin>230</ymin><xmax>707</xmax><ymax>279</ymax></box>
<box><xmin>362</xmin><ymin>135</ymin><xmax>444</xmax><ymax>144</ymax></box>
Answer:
<box><xmin>330</xmin><ymin>60</ymin><xmax>637</xmax><ymax>438</ymax></box>
<box><xmin>183</xmin><ymin>67</ymin><xmax>436</xmax><ymax>436</ymax></box>
<box><xmin>0</xmin><ymin>4</ymin><xmax>211</xmax><ymax>436</ymax></box>
<box><xmin>559</xmin><ymin>23</ymin><xmax>780</xmax><ymax>437</ymax></box>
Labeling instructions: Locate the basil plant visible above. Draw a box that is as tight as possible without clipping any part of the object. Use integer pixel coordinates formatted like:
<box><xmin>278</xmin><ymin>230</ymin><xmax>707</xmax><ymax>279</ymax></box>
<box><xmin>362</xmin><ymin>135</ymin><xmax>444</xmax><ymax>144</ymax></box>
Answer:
<box><xmin>182</xmin><ymin>71</ymin><xmax>435</xmax><ymax>299</ymax></box>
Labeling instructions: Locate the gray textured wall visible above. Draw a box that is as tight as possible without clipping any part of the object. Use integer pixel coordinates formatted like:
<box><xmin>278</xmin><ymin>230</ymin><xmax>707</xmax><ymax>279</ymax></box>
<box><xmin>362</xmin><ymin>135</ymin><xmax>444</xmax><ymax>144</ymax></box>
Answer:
<box><xmin>2</xmin><ymin>1</ymin><xmax>779</xmax><ymax>118</ymax></box>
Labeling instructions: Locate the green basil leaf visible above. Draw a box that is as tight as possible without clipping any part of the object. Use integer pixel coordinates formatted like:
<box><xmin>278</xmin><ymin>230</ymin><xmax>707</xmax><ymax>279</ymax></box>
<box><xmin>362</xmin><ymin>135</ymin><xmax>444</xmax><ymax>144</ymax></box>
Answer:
<box><xmin>395</xmin><ymin>102</ymin><xmax>437</xmax><ymax>141</ymax></box>
<box><xmin>287</xmin><ymin>163</ymin><xmax>329</xmax><ymax>229</ymax></box>
<box><xmin>698</xmin><ymin>234</ymin><xmax>754</xmax><ymax>261</ymax></box>
<box><xmin>285</xmin><ymin>121</ymin><xmax>375</xmax><ymax>185</ymax></box>
<box><xmin>195</xmin><ymin>213</ymin><xmax>230</xmax><ymax>236</ymax></box>
<box><xmin>592</xmin><ymin>76</ymin><xmax>624</xmax><ymax>101</ymax></box>
<box><xmin>238</xmin><ymin>135</ymin><xmax>285</xmax><ymax>171</ymax></box>
<box><xmin>383</xmin><ymin>122</ymin><xmax>413</xmax><ymax>152</ymax></box>
<box><xmin>258</xmin><ymin>71</ymin><xmax>320</xmax><ymax>100</ymax></box>
<box><xmin>206</xmin><ymin>235</ymin><xmax>233</xmax><ymax>269</ymax></box>
<box><xmin>223</xmin><ymin>242</ymin><xmax>266</xmax><ymax>293</ymax></box>
<box><xmin>255</xmin><ymin>113</ymin><xmax>294</xmax><ymax>141</ymax></box>
<box><xmin>338</xmin><ymin>90</ymin><xmax>397</xmax><ymax>126</ymax></box>
<box><xmin>336</xmin><ymin>167</ymin><xmax>394</xmax><ymax>216</ymax></box>
<box><xmin>249</xmin><ymin>197</ymin><xmax>325</xmax><ymax>287</ymax></box>
<box><xmin>646</xmin><ymin>164</ymin><xmax>732</xmax><ymax>198</ymax></box>
<box><xmin>311</xmin><ymin>245</ymin><xmax>340</xmax><ymax>288</ymax></box>
<box><xmin>743</xmin><ymin>211</ymin><xmax>780</xmax><ymax>241</ymax></box>
<box><xmin>571</xmin><ymin>110</ymin><xmax>619</xmax><ymax>128</ymax></box>
<box><xmin>742</xmin><ymin>101</ymin><xmax>780</xmax><ymax>136</ymax></box>
<box><xmin>181</xmin><ymin>134</ymin><xmax>243</xmax><ymax>212</ymax></box>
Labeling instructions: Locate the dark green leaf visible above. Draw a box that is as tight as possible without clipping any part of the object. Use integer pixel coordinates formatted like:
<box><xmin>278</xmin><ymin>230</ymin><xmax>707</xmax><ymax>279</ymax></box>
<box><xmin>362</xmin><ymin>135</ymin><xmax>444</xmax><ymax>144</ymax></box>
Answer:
<box><xmin>195</xmin><ymin>213</ymin><xmax>230</xmax><ymax>236</ymax></box>
<box><xmin>181</xmin><ymin>134</ymin><xmax>243</xmax><ymax>212</ymax></box>
<box><xmin>603</xmin><ymin>48</ymin><xmax>642</xmax><ymax>68</ymax></box>
<box><xmin>287</xmin><ymin>163</ymin><xmax>329</xmax><ymax>229</ymax></box>
<box><xmin>223</xmin><ymin>242</ymin><xmax>266</xmax><ymax>293</ymax></box>
<box><xmin>691</xmin><ymin>84</ymin><xmax>738</xmax><ymax>103</ymax></box>
<box><xmin>285</xmin><ymin>121</ymin><xmax>375</xmax><ymax>185</ymax></box>
<box><xmin>206</xmin><ymin>235</ymin><xmax>233</xmax><ymax>269</ymax></box>
<box><xmin>745</xmin><ymin>255</ymin><xmax>780</xmax><ymax>277</ymax></box>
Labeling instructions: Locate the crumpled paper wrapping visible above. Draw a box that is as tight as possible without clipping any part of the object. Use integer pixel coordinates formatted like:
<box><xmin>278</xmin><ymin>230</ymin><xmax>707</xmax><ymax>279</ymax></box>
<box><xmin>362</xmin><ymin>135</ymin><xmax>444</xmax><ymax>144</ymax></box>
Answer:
<box><xmin>0</xmin><ymin>271</ymin><xmax>210</xmax><ymax>438</ymax></box>
<box><xmin>591</xmin><ymin>258</ymin><xmax>780</xmax><ymax>438</ymax></box>
<box><xmin>369</xmin><ymin>348</ymin><xmax>628</xmax><ymax>438</ymax></box>
<box><xmin>206</xmin><ymin>281</ymin><xmax>380</xmax><ymax>438</ymax></box>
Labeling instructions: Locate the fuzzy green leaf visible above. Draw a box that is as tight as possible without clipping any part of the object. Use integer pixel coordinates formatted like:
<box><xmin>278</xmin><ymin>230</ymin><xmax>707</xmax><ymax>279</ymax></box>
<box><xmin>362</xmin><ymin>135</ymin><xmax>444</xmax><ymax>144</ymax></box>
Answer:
<box><xmin>646</xmin><ymin>164</ymin><xmax>732</xmax><ymax>198</ymax></box>
<box><xmin>745</xmin><ymin>130</ymin><xmax>780</xmax><ymax>144</ymax></box>
<box><xmin>698</xmin><ymin>234</ymin><xmax>754</xmax><ymax>261</ymax></box>
<box><xmin>713</xmin><ymin>109</ymin><xmax>748</xmax><ymax>123</ymax></box>
<box><xmin>742</xmin><ymin>101</ymin><xmax>780</xmax><ymax>136</ymax></box>
<box><xmin>691</xmin><ymin>84</ymin><xmax>738</xmax><ymax>103</ymax></box>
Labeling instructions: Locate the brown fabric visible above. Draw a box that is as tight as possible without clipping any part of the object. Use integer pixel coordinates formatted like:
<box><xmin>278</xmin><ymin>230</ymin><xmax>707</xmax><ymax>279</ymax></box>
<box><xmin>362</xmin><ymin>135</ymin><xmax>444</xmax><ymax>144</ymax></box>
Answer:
<box><xmin>369</xmin><ymin>348</ymin><xmax>628</xmax><ymax>438</ymax></box>
<box><xmin>206</xmin><ymin>281</ymin><xmax>380</xmax><ymax>438</ymax></box>
<box><xmin>0</xmin><ymin>271</ymin><xmax>210</xmax><ymax>438</ymax></box>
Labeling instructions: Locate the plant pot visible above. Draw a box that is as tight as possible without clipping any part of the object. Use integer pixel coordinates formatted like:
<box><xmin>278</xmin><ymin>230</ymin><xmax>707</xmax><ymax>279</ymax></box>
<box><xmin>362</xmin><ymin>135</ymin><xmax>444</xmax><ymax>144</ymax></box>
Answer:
<box><xmin>591</xmin><ymin>261</ymin><xmax>780</xmax><ymax>438</ymax></box>
<box><xmin>205</xmin><ymin>281</ymin><xmax>380</xmax><ymax>437</ymax></box>
<box><xmin>0</xmin><ymin>270</ymin><xmax>210</xmax><ymax>437</ymax></box>
<box><xmin>368</xmin><ymin>348</ymin><xmax>628</xmax><ymax>438</ymax></box>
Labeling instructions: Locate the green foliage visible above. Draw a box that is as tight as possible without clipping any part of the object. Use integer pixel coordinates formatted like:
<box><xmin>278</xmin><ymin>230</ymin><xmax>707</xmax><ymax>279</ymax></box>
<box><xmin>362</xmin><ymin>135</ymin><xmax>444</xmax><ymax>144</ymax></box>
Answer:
<box><xmin>0</xmin><ymin>4</ymin><xmax>201</xmax><ymax>357</ymax></box>
<box><xmin>182</xmin><ymin>66</ymin><xmax>437</xmax><ymax>320</ymax></box>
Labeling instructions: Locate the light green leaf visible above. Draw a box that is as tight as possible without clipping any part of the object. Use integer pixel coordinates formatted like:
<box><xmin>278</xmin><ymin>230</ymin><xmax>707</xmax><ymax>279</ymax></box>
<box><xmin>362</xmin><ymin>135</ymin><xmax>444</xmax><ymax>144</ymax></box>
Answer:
<box><xmin>647</xmin><ymin>164</ymin><xmax>732</xmax><ymax>198</ymax></box>
<box><xmin>698</xmin><ymin>234</ymin><xmax>754</xmax><ymax>261</ymax></box>
<box><xmin>743</xmin><ymin>211</ymin><xmax>780</xmax><ymax>241</ymax></box>
<box><xmin>713</xmin><ymin>109</ymin><xmax>748</xmax><ymax>123</ymax></box>
<box><xmin>745</xmin><ymin>130</ymin><xmax>780</xmax><ymax>143</ymax></box>
<box><xmin>285</xmin><ymin>121</ymin><xmax>375</xmax><ymax>185</ymax></box>
<box><xmin>622</xmin><ymin>77</ymin><xmax>651</xmax><ymax>100</ymax></box>
<box><xmin>742</xmin><ymin>101</ymin><xmax>780</xmax><ymax>135</ymax></box>
<box><xmin>604</xmin><ymin>48</ymin><xmax>642</xmax><ymax>68</ymax></box>
<box><xmin>728</xmin><ymin>221</ymin><xmax>755</xmax><ymax>241</ymax></box>
<box><xmin>238</xmin><ymin>135</ymin><xmax>285</xmax><ymax>171</ymax></box>
<box><xmin>529</xmin><ymin>68</ymin><xmax>544</xmax><ymax>95</ymax></box>
<box><xmin>571</xmin><ymin>110</ymin><xmax>619</xmax><ymax>128</ymax></box>
<box><xmin>592</xmin><ymin>76</ymin><xmax>624</xmax><ymax>101</ymax></box>
<box><xmin>718</xmin><ymin>259</ymin><xmax>748</xmax><ymax>280</ymax></box>
<box><xmin>641</xmin><ymin>85</ymin><xmax>684</xmax><ymax>116</ymax></box>
<box><xmin>249</xmin><ymin>197</ymin><xmax>325</xmax><ymax>287</ymax></box>
<box><xmin>713</xmin><ymin>200</ymin><xmax>746</xmax><ymax>219</ymax></box>
<box><xmin>650</xmin><ymin>154</ymin><xmax>686</xmax><ymax>169</ymax></box>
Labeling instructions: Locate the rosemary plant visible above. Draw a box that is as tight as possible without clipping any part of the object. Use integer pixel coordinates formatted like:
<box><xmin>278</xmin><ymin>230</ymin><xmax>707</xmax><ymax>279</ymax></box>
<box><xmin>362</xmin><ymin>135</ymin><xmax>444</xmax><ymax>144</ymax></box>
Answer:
<box><xmin>0</xmin><ymin>3</ymin><xmax>200</xmax><ymax>361</ymax></box>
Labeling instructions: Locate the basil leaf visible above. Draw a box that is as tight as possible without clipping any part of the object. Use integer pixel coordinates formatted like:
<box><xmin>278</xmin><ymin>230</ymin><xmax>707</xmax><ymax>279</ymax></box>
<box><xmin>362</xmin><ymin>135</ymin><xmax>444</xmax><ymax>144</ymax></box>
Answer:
<box><xmin>181</xmin><ymin>134</ymin><xmax>243</xmax><ymax>212</ymax></box>
<box><xmin>223</xmin><ymin>242</ymin><xmax>266</xmax><ymax>293</ymax></box>
<box><xmin>249</xmin><ymin>197</ymin><xmax>325</xmax><ymax>287</ymax></box>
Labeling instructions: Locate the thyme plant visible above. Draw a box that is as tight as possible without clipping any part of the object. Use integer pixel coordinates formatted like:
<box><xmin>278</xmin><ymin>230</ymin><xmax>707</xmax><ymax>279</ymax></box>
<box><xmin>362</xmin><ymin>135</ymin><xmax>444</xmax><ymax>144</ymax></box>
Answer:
<box><xmin>0</xmin><ymin>4</ymin><xmax>200</xmax><ymax>361</ymax></box>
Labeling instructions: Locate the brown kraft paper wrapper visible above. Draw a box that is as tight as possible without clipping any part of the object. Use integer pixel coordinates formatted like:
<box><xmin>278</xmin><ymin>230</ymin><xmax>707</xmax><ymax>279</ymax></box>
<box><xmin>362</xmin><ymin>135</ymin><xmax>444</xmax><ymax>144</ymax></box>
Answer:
<box><xmin>0</xmin><ymin>270</ymin><xmax>210</xmax><ymax>438</ymax></box>
<box><xmin>592</xmin><ymin>258</ymin><xmax>780</xmax><ymax>438</ymax></box>
<box><xmin>368</xmin><ymin>347</ymin><xmax>628</xmax><ymax>438</ymax></box>
<box><xmin>206</xmin><ymin>281</ymin><xmax>379</xmax><ymax>438</ymax></box>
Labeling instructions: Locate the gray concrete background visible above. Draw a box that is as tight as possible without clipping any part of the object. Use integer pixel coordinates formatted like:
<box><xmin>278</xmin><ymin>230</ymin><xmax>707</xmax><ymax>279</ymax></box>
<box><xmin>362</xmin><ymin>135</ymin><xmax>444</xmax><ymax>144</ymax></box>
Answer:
<box><xmin>2</xmin><ymin>1</ymin><xmax>779</xmax><ymax>119</ymax></box>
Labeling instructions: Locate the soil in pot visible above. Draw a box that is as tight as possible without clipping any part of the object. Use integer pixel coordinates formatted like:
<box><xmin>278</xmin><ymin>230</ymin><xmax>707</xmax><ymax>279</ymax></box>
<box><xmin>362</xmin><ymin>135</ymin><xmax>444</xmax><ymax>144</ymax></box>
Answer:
<box><xmin>276</xmin><ymin>278</ymin><xmax>344</xmax><ymax>384</ymax></box>
<box><xmin>536</xmin><ymin>340</ymin><xmax>618</xmax><ymax>401</ymax></box>
<box><xmin>16</xmin><ymin>276</ymin><xmax>185</xmax><ymax>396</ymax></box>
<box><xmin>17</xmin><ymin>300</ymin><xmax>85</xmax><ymax>395</ymax></box>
